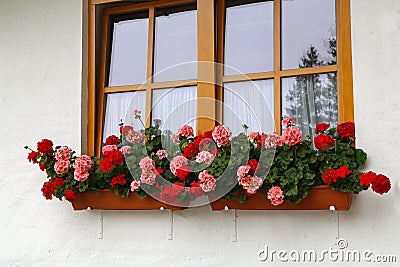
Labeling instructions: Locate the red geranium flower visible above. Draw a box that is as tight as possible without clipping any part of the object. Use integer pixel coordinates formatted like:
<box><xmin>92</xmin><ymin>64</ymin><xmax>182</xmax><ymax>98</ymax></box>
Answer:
<box><xmin>183</xmin><ymin>143</ymin><xmax>198</xmax><ymax>159</ymax></box>
<box><xmin>27</xmin><ymin>151</ymin><xmax>40</xmax><ymax>163</ymax></box>
<box><xmin>337</xmin><ymin>122</ymin><xmax>355</xmax><ymax>139</ymax></box>
<box><xmin>53</xmin><ymin>177</ymin><xmax>65</xmax><ymax>187</ymax></box>
<box><xmin>337</xmin><ymin>165</ymin><xmax>351</xmax><ymax>178</ymax></box>
<box><xmin>371</xmin><ymin>174</ymin><xmax>391</xmax><ymax>194</ymax></box>
<box><xmin>160</xmin><ymin>185</ymin><xmax>183</xmax><ymax>203</ymax></box>
<box><xmin>314</xmin><ymin>134</ymin><xmax>334</xmax><ymax>150</ymax></box>
<box><xmin>155</xmin><ymin>168</ymin><xmax>164</xmax><ymax>175</ymax></box>
<box><xmin>110</xmin><ymin>174</ymin><xmax>126</xmax><ymax>188</ymax></box>
<box><xmin>322</xmin><ymin>168</ymin><xmax>338</xmax><ymax>185</ymax></box>
<box><xmin>37</xmin><ymin>139</ymin><xmax>53</xmax><ymax>155</ymax></box>
<box><xmin>41</xmin><ymin>181</ymin><xmax>55</xmax><ymax>200</ymax></box>
<box><xmin>203</xmin><ymin>130</ymin><xmax>213</xmax><ymax>139</ymax></box>
<box><xmin>174</xmin><ymin>182</ymin><xmax>184</xmax><ymax>187</ymax></box>
<box><xmin>105</xmin><ymin>135</ymin><xmax>119</xmax><ymax>146</ymax></box>
<box><xmin>176</xmin><ymin>166</ymin><xmax>191</xmax><ymax>181</ymax></box>
<box><xmin>359</xmin><ymin>171</ymin><xmax>376</xmax><ymax>187</ymax></box>
<box><xmin>248</xmin><ymin>159</ymin><xmax>260</xmax><ymax>173</ymax></box>
<box><xmin>120</xmin><ymin>126</ymin><xmax>133</xmax><ymax>136</ymax></box>
<box><xmin>104</xmin><ymin>150</ymin><xmax>124</xmax><ymax>165</ymax></box>
<box><xmin>39</xmin><ymin>163</ymin><xmax>46</xmax><ymax>171</ymax></box>
<box><xmin>315</xmin><ymin>123</ymin><xmax>330</xmax><ymax>134</ymax></box>
<box><xmin>64</xmin><ymin>189</ymin><xmax>77</xmax><ymax>202</ymax></box>
<box><xmin>187</xmin><ymin>181</ymin><xmax>205</xmax><ymax>198</ymax></box>
<box><xmin>99</xmin><ymin>158</ymin><xmax>113</xmax><ymax>173</ymax></box>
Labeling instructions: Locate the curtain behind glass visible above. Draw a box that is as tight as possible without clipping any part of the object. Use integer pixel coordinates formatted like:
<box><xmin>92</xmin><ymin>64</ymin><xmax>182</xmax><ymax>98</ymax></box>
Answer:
<box><xmin>103</xmin><ymin>91</ymin><xmax>146</xmax><ymax>141</ymax></box>
<box><xmin>224</xmin><ymin>79</ymin><xmax>274</xmax><ymax>135</ymax></box>
<box><xmin>152</xmin><ymin>86</ymin><xmax>197</xmax><ymax>133</ymax></box>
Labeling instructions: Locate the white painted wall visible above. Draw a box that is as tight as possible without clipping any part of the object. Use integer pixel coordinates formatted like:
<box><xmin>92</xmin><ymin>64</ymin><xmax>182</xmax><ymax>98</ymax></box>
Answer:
<box><xmin>0</xmin><ymin>0</ymin><xmax>399</xmax><ymax>266</ymax></box>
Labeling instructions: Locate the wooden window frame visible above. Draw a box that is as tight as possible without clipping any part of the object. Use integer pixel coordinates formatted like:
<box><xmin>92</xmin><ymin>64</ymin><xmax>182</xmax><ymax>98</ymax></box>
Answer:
<box><xmin>87</xmin><ymin>0</ymin><xmax>353</xmax><ymax>156</ymax></box>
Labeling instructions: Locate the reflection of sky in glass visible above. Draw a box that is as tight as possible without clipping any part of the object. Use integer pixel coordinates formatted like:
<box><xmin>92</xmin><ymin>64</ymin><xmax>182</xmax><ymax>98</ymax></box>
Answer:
<box><xmin>152</xmin><ymin>87</ymin><xmax>197</xmax><ymax>132</ymax></box>
<box><xmin>224</xmin><ymin>1</ymin><xmax>274</xmax><ymax>75</ymax></box>
<box><xmin>154</xmin><ymin>10</ymin><xmax>197</xmax><ymax>82</ymax></box>
<box><xmin>282</xmin><ymin>0</ymin><xmax>336</xmax><ymax>70</ymax></box>
<box><xmin>109</xmin><ymin>18</ymin><xmax>149</xmax><ymax>86</ymax></box>
<box><xmin>224</xmin><ymin>79</ymin><xmax>274</xmax><ymax>135</ymax></box>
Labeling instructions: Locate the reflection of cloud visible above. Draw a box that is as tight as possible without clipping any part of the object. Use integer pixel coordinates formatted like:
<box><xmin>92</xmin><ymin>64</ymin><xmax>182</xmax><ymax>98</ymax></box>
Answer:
<box><xmin>282</xmin><ymin>0</ymin><xmax>336</xmax><ymax>70</ymax></box>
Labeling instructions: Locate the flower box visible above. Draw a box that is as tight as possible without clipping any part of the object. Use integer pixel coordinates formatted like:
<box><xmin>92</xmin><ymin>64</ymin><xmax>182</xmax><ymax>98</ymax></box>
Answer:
<box><xmin>71</xmin><ymin>190</ymin><xmax>185</xmax><ymax>211</ymax></box>
<box><xmin>27</xmin><ymin>115</ymin><xmax>391</xmax><ymax>210</ymax></box>
<box><xmin>209</xmin><ymin>185</ymin><xmax>352</xmax><ymax>211</ymax></box>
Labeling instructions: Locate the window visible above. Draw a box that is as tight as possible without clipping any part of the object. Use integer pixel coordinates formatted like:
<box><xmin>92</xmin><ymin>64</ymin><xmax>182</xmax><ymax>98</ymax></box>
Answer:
<box><xmin>87</xmin><ymin>0</ymin><xmax>353</xmax><ymax>155</ymax></box>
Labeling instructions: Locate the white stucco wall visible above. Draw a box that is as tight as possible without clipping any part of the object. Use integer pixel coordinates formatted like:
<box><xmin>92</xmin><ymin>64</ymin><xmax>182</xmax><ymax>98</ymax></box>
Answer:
<box><xmin>0</xmin><ymin>0</ymin><xmax>399</xmax><ymax>266</ymax></box>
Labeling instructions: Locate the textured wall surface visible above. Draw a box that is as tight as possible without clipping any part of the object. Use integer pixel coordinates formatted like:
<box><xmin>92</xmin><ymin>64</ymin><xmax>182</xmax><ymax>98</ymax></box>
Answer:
<box><xmin>0</xmin><ymin>0</ymin><xmax>399</xmax><ymax>266</ymax></box>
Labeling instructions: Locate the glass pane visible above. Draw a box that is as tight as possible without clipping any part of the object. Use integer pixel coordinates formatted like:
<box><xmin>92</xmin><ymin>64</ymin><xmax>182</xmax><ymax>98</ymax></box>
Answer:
<box><xmin>224</xmin><ymin>1</ymin><xmax>274</xmax><ymax>75</ymax></box>
<box><xmin>224</xmin><ymin>79</ymin><xmax>274</xmax><ymax>135</ymax></box>
<box><xmin>282</xmin><ymin>0</ymin><xmax>336</xmax><ymax>70</ymax></box>
<box><xmin>282</xmin><ymin>73</ymin><xmax>338</xmax><ymax>138</ymax></box>
<box><xmin>152</xmin><ymin>86</ymin><xmax>197</xmax><ymax>132</ymax></box>
<box><xmin>153</xmin><ymin>5</ymin><xmax>197</xmax><ymax>82</ymax></box>
<box><xmin>103</xmin><ymin>91</ymin><xmax>146</xmax><ymax>141</ymax></box>
<box><xmin>109</xmin><ymin>14</ymin><xmax>149</xmax><ymax>86</ymax></box>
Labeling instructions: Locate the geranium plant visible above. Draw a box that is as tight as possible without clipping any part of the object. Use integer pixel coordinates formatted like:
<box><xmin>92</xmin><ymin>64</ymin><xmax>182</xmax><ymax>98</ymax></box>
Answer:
<box><xmin>26</xmin><ymin>110</ymin><xmax>391</xmax><ymax>207</ymax></box>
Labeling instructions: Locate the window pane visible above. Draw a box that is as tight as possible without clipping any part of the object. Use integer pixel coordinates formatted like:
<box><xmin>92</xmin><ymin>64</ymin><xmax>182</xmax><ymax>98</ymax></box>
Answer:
<box><xmin>152</xmin><ymin>86</ymin><xmax>197</xmax><ymax>132</ymax></box>
<box><xmin>154</xmin><ymin>5</ymin><xmax>197</xmax><ymax>82</ymax></box>
<box><xmin>109</xmin><ymin>15</ymin><xmax>149</xmax><ymax>86</ymax></box>
<box><xmin>224</xmin><ymin>79</ymin><xmax>274</xmax><ymax>135</ymax></box>
<box><xmin>224</xmin><ymin>1</ymin><xmax>274</xmax><ymax>75</ymax></box>
<box><xmin>103</xmin><ymin>91</ymin><xmax>146</xmax><ymax>141</ymax></box>
<box><xmin>282</xmin><ymin>0</ymin><xmax>336</xmax><ymax>70</ymax></box>
<box><xmin>282</xmin><ymin>73</ymin><xmax>338</xmax><ymax>138</ymax></box>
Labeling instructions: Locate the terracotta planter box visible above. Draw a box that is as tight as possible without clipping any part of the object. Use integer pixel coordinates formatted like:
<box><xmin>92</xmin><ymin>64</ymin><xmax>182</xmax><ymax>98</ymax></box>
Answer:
<box><xmin>209</xmin><ymin>185</ymin><xmax>352</xmax><ymax>211</ymax></box>
<box><xmin>71</xmin><ymin>190</ymin><xmax>185</xmax><ymax>211</ymax></box>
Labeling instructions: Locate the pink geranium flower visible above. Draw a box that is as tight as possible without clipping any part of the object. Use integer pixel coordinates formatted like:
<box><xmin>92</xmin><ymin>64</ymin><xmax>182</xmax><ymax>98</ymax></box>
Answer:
<box><xmin>170</xmin><ymin>155</ymin><xmax>189</xmax><ymax>176</ymax></box>
<box><xmin>248</xmin><ymin>132</ymin><xmax>259</xmax><ymax>142</ymax></box>
<box><xmin>238</xmin><ymin>175</ymin><xmax>263</xmax><ymax>195</ymax></box>
<box><xmin>125</xmin><ymin>130</ymin><xmax>143</xmax><ymax>144</ymax></box>
<box><xmin>130</xmin><ymin>180</ymin><xmax>141</xmax><ymax>191</ymax></box>
<box><xmin>264</xmin><ymin>133</ymin><xmax>283</xmax><ymax>149</ymax></box>
<box><xmin>267</xmin><ymin>186</ymin><xmax>284</xmax><ymax>206</ymax></box>
<box><xmin>102</xmin><ymin>145</ymin><xmax>117</xmax><ymax>154</ymax></box>
<box><xmin>212</xmin><ymin>125</ymin><xmax>232</xmax><ymax>147</ymax></box>
<box><xmin>177</xmin><ymin>125</ymin><xmax>194</xmax><ymax>138</ymax></box>
<box><xmin>198</xmin><ymin>170</ymin><xmax>216</xmax><ymax>192</ymax></box>
<box><xmin>282</xmin><ymin>117</ymin><xmax>294</xmax><ymax>126</ymax></box>
<box><xmin>54</xmin><ymin>160</ymin><xmax>69</xmax><ymax>175</ymax></box>
<box><xmin>195</xmin><ymin>151</ymin><xmax>214</xmax><ymax>164</ymax></box>
<box><xmin>281</xmin><ymin>126</ymin><xmax>302</xmax><ymax>146</ymax></box>
<box><xmin>156</xmin><ymin>149</ymin><xmax>168</xmax><ymax>160</ymax></box>
<box><xmin>55</xmin><ymin>147</ymin><xmax>71</xmax><ymax>161</ymax></box>
<box><xmin>139</xmin><ymin>157</ymin><xmax>157</xmax><ymax>185</ymax></box>
<box><xmin>73</xmin><ymin>155</ymin><xmax>92</xmax><ymax>182</ymax></box>
<box><xmin>237</xmin><ymin>165</ymin><xmax>251</xmax><ymax>178</ymax></box>
<box><xmin>119</xmin><ymin>146</ymin><xmax>131</xmax><ymax>155</ymax></box>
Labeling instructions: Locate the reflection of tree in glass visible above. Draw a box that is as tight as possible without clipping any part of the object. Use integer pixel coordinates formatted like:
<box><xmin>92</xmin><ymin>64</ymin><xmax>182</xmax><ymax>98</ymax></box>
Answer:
<box><xmin>284</xmin><ymin>39</ymin><xmax>338</xmax><ymax>138</ymax></box>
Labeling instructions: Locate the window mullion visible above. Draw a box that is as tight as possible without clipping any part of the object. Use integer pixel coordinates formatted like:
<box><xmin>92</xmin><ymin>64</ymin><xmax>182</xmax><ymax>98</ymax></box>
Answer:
<box><xmin>273</xmin><ymin>0</ymin><xmax>282</xmax><ymax>134</ymax></box>
<box><xmin>216</xmin><ymin>0</ymin><xmax>225</xmax><ymax>125</ymax></box>
<box><xmin>96</xmin><ymin>10</ymin><xmax>112</xmax><ymax>157</ymax></box>
<box><xmin>336</xmin><ymin>0</ymin><xmax>354</xmax><ymax>123</ymax></box>
<box><xmin>88</xmin><ymin>3</ymin><xmax>96</xmax><ymax>156</ymax></box>
<box><xmin>145</xmin><ymin>7</ymin><xmax>155</xmax><ymax>128</ymax></box>
<box><xmin>197</xmin><ymin>0</ymin><xmax>216</xmax><ymax>134</ymax></box>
